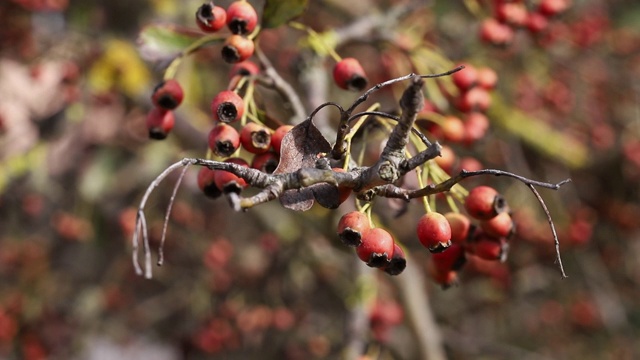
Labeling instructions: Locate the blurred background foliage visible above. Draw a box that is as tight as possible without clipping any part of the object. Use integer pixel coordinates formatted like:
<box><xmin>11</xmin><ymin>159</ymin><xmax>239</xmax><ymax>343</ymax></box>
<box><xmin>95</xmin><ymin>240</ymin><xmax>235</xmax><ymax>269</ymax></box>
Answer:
<box><xmin>1</xmin><ymin>0</ymin><xmax>640</xmax><ymax>359</ymax></box>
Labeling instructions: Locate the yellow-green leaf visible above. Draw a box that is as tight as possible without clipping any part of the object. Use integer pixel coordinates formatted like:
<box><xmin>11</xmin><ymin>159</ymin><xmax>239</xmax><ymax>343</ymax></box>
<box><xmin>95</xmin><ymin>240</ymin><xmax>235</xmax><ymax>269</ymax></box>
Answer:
<box><xmin>262</xmin><ymin>0</ymin><xmax>308</xmax><ymax>28</ymax></box>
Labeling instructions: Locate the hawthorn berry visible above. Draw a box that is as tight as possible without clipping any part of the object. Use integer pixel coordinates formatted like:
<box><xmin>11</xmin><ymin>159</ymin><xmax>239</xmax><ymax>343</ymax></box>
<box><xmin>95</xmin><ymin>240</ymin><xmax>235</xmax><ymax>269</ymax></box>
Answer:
<box><xmin>457</xmin><ymin>87</ymin><xmax>491</xmax><ymax>112</ymax></box>
<box><xmin>463</xmin><ymin>112</ymin><xmax>490</xmax><ymax>144</ymax></box>
<box><xmin>251</xmin><ymin>151</ymin><xmax>279</xmax><ymax>174</ymax></box>
<box><xmin>331</xmin><ymin>168</ymin><xmax>352</xmax><ymax>205</ymax></box>
<box><xmin>444</xmin><ymin>212</ymin><xmax>472</xmax><ymax>244</ymax></box>
<box><xmin>240</xmin><ymin>122</ymin><xmax>272</xmax><ymax>154</ymax></box>
<box><xmin>441</xmin><ymin>115</ymin><xmax>466</xmax><ymax>143</ymax></box>
<box><xmin>213</xmin><ymin>158</ymin><xmax>249</xmax><ymax>194</ymax></box>
<box><xmin>226</xmin><ymin>1</ymin><xmax>258</xmax><ymax>35</ymax></box>
<box><xmin>416</xmin><ymin>212</ymin><xmax>452</xmax><ymax>253</ymax></box>
<box><xmin>211</xmin><ymin>90</ymin><xmax>244</xmax><ymax>123</ymax></box>
<box><xmin>229</xmin><ymin>60</ymin><xmax>260</xmax><ymax>78</ymax></box>
<box><xmin>476</xmin><ymin>67</ymin><xmax>498</xmax><ymax>90</ymax></box>
<box><xmin>146</xmin><ymin>107</ymin><xmax>175</xmax><ymax>140</ymax></box>
<box><xmin>495</xmin><ymin>2</ymin><xmax>528</xmax><ymax>27</ymax></box>
<box><xmin>356</xmin><ymin>228</ymin><xmax>395</xmax><ymax>268</ymax></box>
<box><xmin>431</xmin><ymin>243</ymin><xmax>466</xmax><ymax>273</ymax></box>
<box><xmin>464</xmin><ymin>186</ymin><xmax>508</xmax><ymax>220</ymax></box>
<box><xmin>479</xmin><ymin>18</ymin><xmax>515</xmax><ymax>46</ymax></box>
<box><xmin>526</xmin><ymin>12</ymin><xmax>550</xmax><ymax>33</ymax></box>
<box><xmin>383</xmin><ymin>243</ymin><xmax>407</xmax><ymax>276</ymax></box>
<box><xmin>208</xmin><ymin>123</ymin><xmax>240</xmax><ymax>157</ymax></box>
<box><xmin>337</xmin><ymin>211</ymin><xmax>370</xmax><ymax>247</ymax></box>
<box><xmin>538</xmin><ymin>0</ymin><xmax>571</xmax><ymax>17</ymax></box>
<box><xmin>333</xmin><ymin>58</ymin><xmax>369</xmax><ymax>91</ymax></box>
<box><xmin>196</xmin><ymin>2</ymin><xmax>227</xmax><ymax>33</ymax></box>
<box><xmin>451</xmin><ymin>64</ymin><xmax>477</xmax><ymax>91</ymax></box>
<box><xmin>469</xmin><ymin>236</ymin><xmax>509</xmax><ymax>262</ymax></box>
<box><xmin>152</xmin><ymin>79</ymin><xmax>184</xmax><ymax>110</ymax></box>
<box><xmin>197</xmin><ymin>167</ymin><xmax>222</xmax><ymax>199</ymax></box>
<box><xmin>480</xmin><ymin>211</ymin><xmax>515</xmax><ymax>238</ymax></box>
<box><xmin>221</xmin><ymin>35</ymin><xmax>255</xmax><ymax>64</ymax></box>
<box><xmin>271</xmin><ymin>125</ymin><xmax>294</xmax><ymax>154</ymax></box>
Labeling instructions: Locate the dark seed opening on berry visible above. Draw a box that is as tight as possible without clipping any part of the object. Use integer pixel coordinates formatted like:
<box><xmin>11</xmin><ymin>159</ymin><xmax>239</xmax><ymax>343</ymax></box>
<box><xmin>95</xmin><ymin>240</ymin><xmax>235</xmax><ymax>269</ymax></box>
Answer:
<box><xmin>228</xmin><ymin>19</ymin><xmax>249</xmax><ymax>35</ymax></box>
<box><xmin>222</xmin><ymin>181</ymin><xmax>243</xmax><ymax>195</ymax></box>
<box><xmin>348</xmin><ymin>75</ymin><xmax>368</xmax><ymax>91</ymax></box>
<box><xmin>148</xmin><ymin>128</ymin><xmax>168</xmax><ymax>140</ymax></box>
<box><xmin>203</xmin><ymin>183</ymin><xmax>222</xmax><ymax>199</ymax></box>
<box><xmin>221</xmin><ymin>45</ymin><xmax>241</xmax><ymax>64</ymax></box>
<box><xmin>428</xmin><ymin>240</ymin><xmax>452</xmax><ymax>254</ymax></box>
<box><xmin>366</xmin><ymin>252</ymin><xmax>390</xmax><ymax>268</ymax></box>
<box><xmin>251</xmin><ymin>130</ymin><xmax>271</xmax><ymax>149</ymax></box>
<box><xmin>215</xmin><ymin>140</ymin><xmax>237</xmax><ymax>157</ymax></box>
<box><xmin>196</xmin><ymin>3</ymin><xmax>214</xmax><ymax>23</ymax></box>
<box><xmin>260</xmin><ymin>159</ymin><xmax>279</xmax><ymax>174</ymax></box>
<box><xmin>493</xmin><ymin>194</ymin><xmax>508</xmax><ymax>215</ymax></box>
<box><xmin>384</xmin><ymin>257</ymin><xmax>406</xmax><ymax>276</ymax></box>
<box><xmin>338</xmin><ymin>228</ymin><xmax>363</xmax><ymax>247</ymax></box>
<box><xmin>157</xmin><ymin>95</ymin><xmax>179</xmax><ymax>110</ymax></box>
<box><xmin>217</xmin><ymin>102</ymin><xmax>239</xmax><ymax>122</ymax></box>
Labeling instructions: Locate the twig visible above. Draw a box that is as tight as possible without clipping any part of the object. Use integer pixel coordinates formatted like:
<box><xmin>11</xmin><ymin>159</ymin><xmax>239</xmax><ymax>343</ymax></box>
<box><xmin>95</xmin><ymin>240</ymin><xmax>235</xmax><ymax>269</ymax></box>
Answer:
<box><xmin>157</xmin><ymin>163</ymin><xmax>190</xmax><ymax>266</ymax></box>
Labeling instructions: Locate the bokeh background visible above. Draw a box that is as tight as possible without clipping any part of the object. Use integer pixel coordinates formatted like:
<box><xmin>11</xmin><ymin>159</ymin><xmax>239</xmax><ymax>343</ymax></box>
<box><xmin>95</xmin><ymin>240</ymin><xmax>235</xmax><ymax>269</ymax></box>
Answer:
<box><xmin>1</xmin><ymin>0</ymin><xmax>639</xmax><ymax>359</ymax></box>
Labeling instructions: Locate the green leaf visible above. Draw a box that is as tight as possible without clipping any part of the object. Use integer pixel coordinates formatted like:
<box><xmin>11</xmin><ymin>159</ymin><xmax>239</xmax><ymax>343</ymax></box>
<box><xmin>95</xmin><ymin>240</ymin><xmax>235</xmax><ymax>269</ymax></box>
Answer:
<box><xmin>262</xmin><ymin>0</ymin><xmax>308</xmax><ymax>28</ymax></box>
<box><xmin>137</xmin><ymin>24</ymin><xmax>203</xmax><ymax>61</ymax></box>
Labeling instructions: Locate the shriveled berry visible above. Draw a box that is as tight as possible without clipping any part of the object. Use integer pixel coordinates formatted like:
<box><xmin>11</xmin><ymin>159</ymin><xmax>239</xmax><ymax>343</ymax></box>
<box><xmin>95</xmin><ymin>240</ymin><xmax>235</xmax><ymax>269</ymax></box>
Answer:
<box><xmin>221</xmin><ymin>35</ymin><xmax>255</xmax><ymax>64</ymax></box>
<box><xmin>356</xmin><ymin>228</ymin><xmax>395</xmax><ymax>268</ymax></box>
<box><xmin>208</xmin><ymin>123</ymin><xmax>240</xmax><ymax>157</ymax></box>
<box><xmin>383</xmin><ymin>243</ymin><xmax>406</xmax><ymax>276</ymax></box>
<box><xmin>213</xmin><ymin>157</ymin><xmax>249</xmax><ymax>194</ymax></box>
<box><xmin>333</xmin><ymin>58</ymin><xmax>369</xmax><ymax>91</ymax></box>
<box><xmin>152</xmin><ymin>79</ymin><xmax>184</xmax><ymax>110</ymax></box>
<box><xmin>226</xmin><ymin>1</ymin><xmax>258</xmax><ymax>35</ymax></box>
<box><xmin>480</xmin><ymin>211</ymin><xmax>515</xmax><ymax>238</ymax></box>
<box><xmin>464</xmin><ymin>186</ymin><xmax>508</xmax><ymax>220</ymax></box>
<box><xmin>417</xmin><ymin>212</ymin><xmax>452</xmax><ymax>253</ymax></box>
<box><xmin>146</xmin><ymin>107</ymin><xmax>175</xmax><ymax>140</ymax></box>
<box><xmin>197</xmin><ymin>167</ymin><xmax>222</xmax><ymax>199</ymax></box>
<box><xmin>240</xmin><ymin>122</ymin><xmax>272</xmax><ymax>154</ymax></box>
<box><xmin>196</xmin><ymin>2</ymin><xmax>227</xmax><ymax>33</ymax></box>
<box><xmin>337</xmin><ymin>211</ymin><xmax>370</xmax><ymax>247</ymax></box>
<box><xmin>271</xmin><ymin>125</ymin><xmax>294</xmax><ymax>154</ymax></box>
<box><xmin>444</xmin><ymin>212</ymin><xmax>472</xmax><ymax>244</ymax></box>
<box><xmin>251</xmin><ymin>151</ymin><xmax>279</xmax><ymax>174</ymax></box>
<box><xmin>211</xmin><ymin>90</ymin><xmax>244</xmax><ymax>123</ymax></box>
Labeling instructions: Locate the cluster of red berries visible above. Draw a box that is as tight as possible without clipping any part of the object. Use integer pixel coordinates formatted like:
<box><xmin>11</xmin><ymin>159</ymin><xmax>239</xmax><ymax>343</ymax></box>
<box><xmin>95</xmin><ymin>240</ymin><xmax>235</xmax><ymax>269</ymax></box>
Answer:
<box><xmin>147</xmin><ymin>78</ymin><xmax>184</xmax><ymax>140</ymax></box>
<box><xmin>337</xmin><ymin>211</ymin><xmax>406</xmax><ymax>276</ymax></box>
<box><xmin>419</xmin><ymin>186</ymin><xmax>515</xmax><ymax>288</ymax></box>
<box><xmin>479</xmin><ymin>0</ymin><xmax>572</xmax><ymax>46</ymax></box>
<box><xmin>196</xmin><ymin>1</ymin><xmax>258</xmax><ymax>63</ymax></box>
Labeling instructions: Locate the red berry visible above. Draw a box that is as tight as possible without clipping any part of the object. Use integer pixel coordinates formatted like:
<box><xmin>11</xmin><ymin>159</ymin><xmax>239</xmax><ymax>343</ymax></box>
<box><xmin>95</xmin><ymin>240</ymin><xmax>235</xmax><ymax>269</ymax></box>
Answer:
<box><xmin>526</xmin><ymin>12</ymin><xmax>550</xmax><ymax>33</ymax></box>
<box><xmin>211</xmin><ymin>90</ymin><xmax>244</xmax><ymax>123</ymax></box>
<box><xmin>229</xmin><ymin>60</ymin><xmax>260</xmax><ymax>78</ymax></box>
<box><xmin>196</xmin><ymin>2</ymin><xmax>227</xmax><ymax>33</ymax></box>
<box><xmin>146</xmin><ymin>108</ymin><xmax>175</xmax><ymax>140</ymax></box>
<box><xmin>356</xmin><ymin>228</ymin><xmax>395</xmax><ymax>267</ymax></box>
<box><xmin>416</xmin><ymin>212</ymin><xmax>452</xmax><ymax>253</ymax></box>
<box><xmin>197</xmin><ymin>167</ymin><xmax>222</xmax><ymax>199</ymax></box>
<box><xmin>251</xmin><ymin>151</ymin><xmax>279</xmax><ymax>174</ymax></box>
<box><xmin>337</xmin><ymin>211</ymin><xmax>370</xmax><ymax>247</ymax></box>
<box><xmin>457</xmin><ymin>156</ymin><xmax>483</xmax><ymax>173</ymax></box>
<box><xmin>226</xmin><ymin>1</ymin><xmax>258</xmax><ymax>35</ymax></box>
<box><xmin>476</xmin><ymin>67</ymin><xmax>498</xmax><ymax>90</ymax></box>
<box><xmin>333</xmin><ymin>58</ymin><xmax>369</xmax><ymax>91</ymax></box>
<box><xmin>213</xmin><ymin>158</ymin><xmax>249</xmax><ymax>194</ymax></box>
<box><xmin>208</xmin><ymin>123</ymin><xmax>240</xmax><ymax>157</ymax></box>
<box><xmin>495</xmin><ymin>2</ymin><xmax>528</xmax><ymax>27</ymax></box>
<box><xmin>451</xmin><ymin>64</ymin><xmax>477</xmax><ymax>91</ymax></box>
<box><xmin>434</xmin><ymin>145</ymin><xmax>456</xmax><ymax>174</ymax></box>
<box><xmin>152</xmin><ymin>79</ymin><xmax>184</xmax><ymax>110</ymax></box>
<box><xmin>428</xmin><ymin>265</ymin><xmax>458</xmax><ymax>289</ymax></box>
<box><xmin>463</xmin><ymin>112</ymin><xmax>490</xmax><ymax>144</ymax></box>
<box><xmin>383</xmin><ymin>243</ymin><xmax>407</xmax><ymax>276</ymax></box>
<box><xmin>271</xmin><ymin>125</ymin><xmax>294</xmax><ymax>154</ymax></box>
<box><xmin>441</xmin><ymin>115</ymin><xmax>465</xmax><ymax>143</ymax></box>
<box><xmin>470</xmin><ymin>236</ymin><xmax>508</xmax><ymax>262</ymax></box>
<box><xmin>444</xmin><ymin>212</ymin><xmax>472</xmax><ymax>244</ymax></box>
<box><xmin>431</xmin><ymin>243</ymin><xmax>466</xmax><ymax>273</ymax></box>
<box><xmin>464</xmin><ymin>186</ymin><xmax>508</xmax><ymax>220</ymax></box>
<box><xmin>480</xmin><ymin>211</ymin><xmax>515</xmax><ymax>238</ymax></box>
<box><xmin>479</xmin><ymin>18</ymin><xmax>515</xmax><ymax>46</ymax></box>
<box><xmin>538</xmin><ymin>0</ymin><xmax>571</xmax><ymax>17</ymax></box>
<box><xmin>240</xmin><ymin>122</ymin><xmax>272</xmax><ymax>154</ymax></box>
<box><xmin>457</xmin><ymin>87</ymin><xmax>491</xmax><ymax>113</ymax></box>
<box><xmin>332</xmin><ymin>167</ymin><xmax>352</xmax><ymax>205</ymax></box>
<box><xmin>221</xmin><ymin>35</ymin><xmax>255</xmax><ymax>64</ymax></box>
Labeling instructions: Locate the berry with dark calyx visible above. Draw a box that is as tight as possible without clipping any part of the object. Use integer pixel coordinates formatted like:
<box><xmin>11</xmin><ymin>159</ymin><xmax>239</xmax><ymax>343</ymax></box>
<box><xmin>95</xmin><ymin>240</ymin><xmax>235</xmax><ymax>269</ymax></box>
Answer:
<box><xmin>211</xmin><ymin>90</ymin><xmax>244</xmax><ymax>123</ymax></box>
<box><xmin>251</xmin><ymin>151</ymin><xmax>279</xmax><ymax>174</ymax></box>
<box><xmin>271</xmin><ymin>125</ymin><xmax>294</xmax><ymax>154</ymax></box>
<box><xmin>383</xmin><ymin>243</ymin><xmax>406</xmax><ymax>276</ymax></box>
<box><xmin>356</xmin><ymin>228</ymin><xmax>395</xmax><ymax>268</ymax></box>
<box><xmin>333</xmin><ymin>58</ymin><xmax>369</xmax><ymax>91</ymax></box>
<box><xmin>480</xmin><ymin>211</ymin><xmax>515</xmax><ymax>238</ymax></box>
<box><xmin>196</xmin><ymin>2</ymin><xmax>227</xmax><ymax>33</ymax></box>
<box><xmin>230</xmin><ymin>60</ymin><xmax>260</xmax><ymax>78</ymax></box>
<box><xmin>152</xmin><ymin>79</ymin><xmax>184</xmax><ymax>110</ymax></box>
<box><xmin>197</xmin><ymin>167</ymin><xmax>222</xmax><ymax>199</ymax></box>
<box><xmin>469</xmin><ymin>235</ymin><xmax>509</xmax><ymax>262</ymax></box>
<box><xmin>337</xmin><ymin>211</ymin><xmax>370</xmax><ymax>247</ymax></box>
<box><xmin>417</xmin><ymin>212</ymin><xmax>452</xmax><ymax>253</ymax></box>
<box><xmin>221</xmin><ymin>35</ymin><xmax>255</xmax><ymax>64</ymax></box>
<box><xmin>226</xmin><ymin>1</ymin><xmax>258</xmax><ymax>35</ymax></box>
<box><xmin>451</xmin><ymin>63</ymin><xmax>477</xmax><ymax>91</ymax></box>
<box><xmin>213</xmin><ymin>158</ymin><xmax>249</xmax><ymax>194</ymax></box>
<box><xmin>240</xmin><ymin>122</ymin><xmax>272</xmax><ymax>154</ymax></box>
<box><xmin>431</xmin><ymin>243</ymin><xmax>466</xmax><ymax>273</ymax></box>
<box><xmin>464</xmin><ymin>186</ymin><xmax>508</xmax><ymax>220</ymax></box>
<box><xmin>146</xmin><ymin>107</ymin><xmax>175</xmax><ymax>140</ymax></box>
<box><xmin>208</xmin><ymin>123</ymin><xmax>240</xmax><ymax>157</ymax></box>
<box><xmin>444</xmin><ymin>212</ymin><xmax>472</xmax><ymax>244</ymax></box>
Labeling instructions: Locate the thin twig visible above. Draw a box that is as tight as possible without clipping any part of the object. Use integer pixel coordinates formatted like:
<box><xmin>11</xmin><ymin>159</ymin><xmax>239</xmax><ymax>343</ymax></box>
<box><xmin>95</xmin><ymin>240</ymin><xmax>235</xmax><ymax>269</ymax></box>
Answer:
<box><xmin>158</xmin><ymin>163</ymin><xmax>190</xmax><ymax>266</ymax></box>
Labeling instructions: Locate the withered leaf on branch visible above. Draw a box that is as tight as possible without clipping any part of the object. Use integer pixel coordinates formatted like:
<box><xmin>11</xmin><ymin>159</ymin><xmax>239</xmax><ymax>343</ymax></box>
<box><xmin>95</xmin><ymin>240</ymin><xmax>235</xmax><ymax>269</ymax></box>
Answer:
<box><xmin>273</xmin><ymin>117</ymin><xmax>335</xmax><ymax>211</ymax></box>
